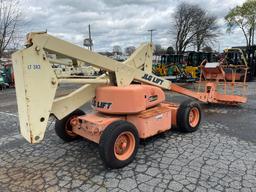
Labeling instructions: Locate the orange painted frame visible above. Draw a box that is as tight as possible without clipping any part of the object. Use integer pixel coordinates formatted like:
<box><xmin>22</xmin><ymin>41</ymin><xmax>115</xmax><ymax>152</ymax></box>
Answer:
<box><xmin>71</xmin><ymin>102</ymin><xmax>180</xmax><ymax>143</ymax></box>
<box><xmin>170</xmin><ymin>61</ymin><xmax>247</xmax><ymax>104</ymax></box>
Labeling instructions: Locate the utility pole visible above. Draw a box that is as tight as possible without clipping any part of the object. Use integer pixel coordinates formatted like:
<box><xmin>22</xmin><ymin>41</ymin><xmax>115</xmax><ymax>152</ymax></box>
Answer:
<box><xmin>88</xmin><ymin>24</ymin><xmax>92</xmax><ymax>51</ymax></box>
<box><xmin>148</xmin><ymin>29</ymin><xmax>156</xmax><ymax>43</ymax></box>
<box><xmin>83</xmin><ymin>24</ymin><xmax>93</xmax><ymax>51</ymax></box>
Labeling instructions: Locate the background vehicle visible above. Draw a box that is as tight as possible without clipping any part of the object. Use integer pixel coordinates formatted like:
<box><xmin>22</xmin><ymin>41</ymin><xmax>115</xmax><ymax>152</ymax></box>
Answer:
<box><xmin>153</xmin><ymin>52</ymin><xmax>217</xmax><ymax>81</ymax></box>
<box><xmin>0</xmin><ymin>62</ymin><xmax>14</xmax><ymax>88</ymax></box>
<box><xmin>227</xmin><ymin>46</ymin><xmax>256</xmax><ymax>81</ymax></box>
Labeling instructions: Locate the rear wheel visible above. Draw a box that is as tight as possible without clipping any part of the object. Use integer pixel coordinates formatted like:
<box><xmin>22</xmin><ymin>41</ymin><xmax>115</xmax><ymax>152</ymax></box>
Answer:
<box><xmin>177</xmin><ymin>100</ymin><xmax>201</xmax><ymax>132</ymax></box>
<box><xmin>99</xmin><ymin>120</ymin><xmax>139</xmax><ymax>169</ymax></box>
<box><xmin>55</xmin><ymin>109</ymin><xmax>85</xmax><ymax>142</ymax></box>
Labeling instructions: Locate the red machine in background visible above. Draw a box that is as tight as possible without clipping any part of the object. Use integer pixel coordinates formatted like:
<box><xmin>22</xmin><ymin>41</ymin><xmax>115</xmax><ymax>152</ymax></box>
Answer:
<box><xmin>171</xmin><ymin>61</ymin><xmax>247</xmax><ymax>105</ymax></box>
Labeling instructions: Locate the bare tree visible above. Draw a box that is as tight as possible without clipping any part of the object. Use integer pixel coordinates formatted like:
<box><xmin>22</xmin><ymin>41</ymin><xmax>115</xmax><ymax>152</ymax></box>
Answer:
<box><xmin>154</xmin><ymin>44</ymin><xmax>166</xmax><ymax>55</ymax></box>
<box><xmin>202</xmin><ymin>46</ymin><xmax>213</xmax><ymax>53</ymax></box>
<box><xmin>172</xmin><ymin>2</ymin><xmax>218</xmax><ymax>53</ymax></box>
<box><xmin>166</xmin><ymin>46</ymin><xmax>175</xmax><ymax>54</ymax></box>
<box><xmin>194</xmin><ymin>15</ymin><xmax>218</xmax><ymax>52</ymax></box>
<box><xmin>172</xmin><ymin>3</ymin><xmax>201</xmax><ymax>54</ymax></box>
<box><xmin>0</xmin><ymin>0</ymin><xmax>22</xmax><ymax>58</ymax></box>
<box><xmin>154</xmin><ymin>44</ymin><xmax>161</xmax><ymax>55</ymax></box>
<box><xmin>125</xmin><ymin>46</ymin><xmax>135</xmax><ymax>56</ymax></box>
<box><xmin>113</xmin><ymin>45</ymin><xmax>122</xmax><ymax>55</ymax></box>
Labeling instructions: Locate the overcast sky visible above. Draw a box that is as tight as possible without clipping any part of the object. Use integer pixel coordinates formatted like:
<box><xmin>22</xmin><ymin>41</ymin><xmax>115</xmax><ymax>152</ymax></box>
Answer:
<box><xmin>21</xmin><ymin>0</ymin><xmax>246</xmax><ymax>52</ymax></box>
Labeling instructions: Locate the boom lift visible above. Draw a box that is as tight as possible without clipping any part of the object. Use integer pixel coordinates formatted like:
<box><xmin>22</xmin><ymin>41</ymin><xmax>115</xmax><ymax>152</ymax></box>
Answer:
<box><xmin>12</xmin><ymin>32</ymin><xmax>247</xmax><ymax>168</ymax></box>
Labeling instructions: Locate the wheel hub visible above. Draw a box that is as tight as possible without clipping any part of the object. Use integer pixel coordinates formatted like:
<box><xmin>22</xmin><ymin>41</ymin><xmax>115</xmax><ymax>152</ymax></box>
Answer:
<box><xmin>115</xmin><ymin>135</ymin><xmax>129</xmax><ymax>154</ymax></box>
<box><xmin>114</xmin><ymin>131</ymin><xmax>135</xmax><ymax>161</ymax></box>
<box><xmin>65</xmin><ymin>116</ymin><xmax>78</xmax><ymax>137</ymax></box>
<box><xmin>189</xmin><ymin>107</ymin><xmax>200</xmax><ymax>127</ymax></box>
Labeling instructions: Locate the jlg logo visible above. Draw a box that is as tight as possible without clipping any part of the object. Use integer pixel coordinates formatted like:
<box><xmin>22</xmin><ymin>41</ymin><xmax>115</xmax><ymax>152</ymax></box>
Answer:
<box><xmin>142</xmin><ymin>74</ymin><xmax>164</xmax><ymax>85</ymax></box>
<box><xmin>93</xmin><ymin>100</ymin><xmax>112</xmax><ymax>109</ymax></box>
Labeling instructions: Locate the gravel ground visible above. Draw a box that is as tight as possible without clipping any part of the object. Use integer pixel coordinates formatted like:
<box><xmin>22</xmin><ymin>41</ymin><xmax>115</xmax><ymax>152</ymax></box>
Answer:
<box><xmin>0</xmin><ymin>82</ymin><xmax>255</xmax><ymax>192</ymax></box>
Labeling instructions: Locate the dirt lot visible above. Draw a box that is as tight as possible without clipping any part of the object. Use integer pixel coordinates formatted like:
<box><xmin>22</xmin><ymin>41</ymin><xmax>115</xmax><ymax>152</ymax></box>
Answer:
<box><xmin>0</xmin><ymin>83</ymin><xmax>256</xmax><ymax>192</ymax></box>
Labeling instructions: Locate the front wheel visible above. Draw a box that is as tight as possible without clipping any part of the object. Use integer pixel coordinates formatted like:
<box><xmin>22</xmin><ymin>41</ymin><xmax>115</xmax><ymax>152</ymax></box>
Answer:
<box><xmin>99</xmin><ymin>120</ymin><xmax>139</xmax><ymax>169</ymax></box>
<box><xmin>54</xmin><ymin>109</ymin><xmax>85</xmax><ymax>142</ymax></box>
<box><xmin>176</xmin><ymin>100</ymin><xmax>201</xmax><ymax>132</ymax></box>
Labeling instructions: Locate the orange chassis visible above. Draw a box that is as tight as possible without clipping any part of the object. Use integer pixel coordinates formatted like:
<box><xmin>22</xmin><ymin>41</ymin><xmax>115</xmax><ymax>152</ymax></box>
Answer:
<box><xmin>71</xmin><ymin>102</ymin><xmax>179</xmax><ymax>144</ymax></box>
<box><xmin>70</xmin><ymin>85</ymin><xmax>181</xmax><ymax>144</ymax></box>
<box><xmin>62</xmin><ymin>85</ymin><xmax>201</xmax><ymax>168</ymax></box>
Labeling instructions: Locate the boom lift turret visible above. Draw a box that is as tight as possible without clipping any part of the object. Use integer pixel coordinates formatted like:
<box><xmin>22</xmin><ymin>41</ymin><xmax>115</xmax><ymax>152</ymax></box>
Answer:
<box><xmin>12</xmin><ymin>32</ymin><xmax>247</xmax><ymax>168</ymax></box>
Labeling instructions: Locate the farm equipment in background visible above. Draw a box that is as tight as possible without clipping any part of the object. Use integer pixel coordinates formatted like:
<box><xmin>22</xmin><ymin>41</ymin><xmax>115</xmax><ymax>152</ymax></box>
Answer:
<box><xmin>221</xmin><ymin>48</ymin><xmax>249</xmax><ymax>82</ymax></box>
<box><xmin>153</xmin><ymin>54</ymin><xmax>183</xmax><ymax>76</ymax></box>
<box><xmin>0</xmin><ymin>71</ymin><xmax>7</xmax><ymax>89</ymax></box>
<box><xmin>153</xmin><ymin>54</ymin><xmax>196</xmax><ymax>82</ymax></box>
<box><xmin>223</xmin><ymin>46</ymin><xmax>256</xmax><ymax>81</ymax></box>
<box><xmin>153</xmin><ymin>52</ymin><xmax>218</xmax><ymax>82</ymax></box>
<box><xmin>12</xmin><ymin>32</ymin><xmax>247</xmax><ymax>168</ymax></box>
<box><xmin>183</xmin><ymin>51</ymin><xmax>218</xmax><ymax>79</ymax></box>
<box><xmin>0</xmin><ymin>62</ymin><xmax>15</xmax><ymax>88</ymax></box>
<box><xmin>184</xmin><ymin>51</ymin><xmax>216</xmax><ymax>67</ymax></box>
<box><xmin>232</xmin><ymin>45</ymin><xmax>256</xmax><ymax>81</ymax></box>
<box><xmin>184</xmin><ymin>66</ymin><xmax>199</xmax><ymax>79</ymax></box>
<box><xmin>172</xmin><ymin>60</ymin><xmax>248</xmax><ymax>105</ymax></box>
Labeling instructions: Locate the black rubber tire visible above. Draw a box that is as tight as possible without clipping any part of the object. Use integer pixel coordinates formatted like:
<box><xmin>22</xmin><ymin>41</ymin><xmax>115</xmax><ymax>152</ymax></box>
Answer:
<box><xmin>55</xmin><ymin>109</ymin><xmax>85</xmax><ymax>142</ymax></box>
<box><xmin>99</xmin><ymin>120</ymin><xmax>139</xmax><ymax>169</ymax></box>
<box><xmin>176</xmin><ymin>100</ymin><xmax>201</xmax><ymax>132</ymax></box>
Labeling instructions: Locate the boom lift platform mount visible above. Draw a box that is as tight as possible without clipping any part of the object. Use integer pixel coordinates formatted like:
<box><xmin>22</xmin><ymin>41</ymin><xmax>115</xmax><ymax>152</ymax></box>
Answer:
<box><xmin>12</xmin><ymin>32</ymin><xmax>247</xmax><ymax>168</ymax></box>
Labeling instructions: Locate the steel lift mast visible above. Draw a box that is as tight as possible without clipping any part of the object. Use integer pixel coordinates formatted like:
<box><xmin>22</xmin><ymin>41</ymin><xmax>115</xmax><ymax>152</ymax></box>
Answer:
<box><xmin>12</xmin><ymin>32</ymin><xmax>247</xmax><ymax>168</ymax></box>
